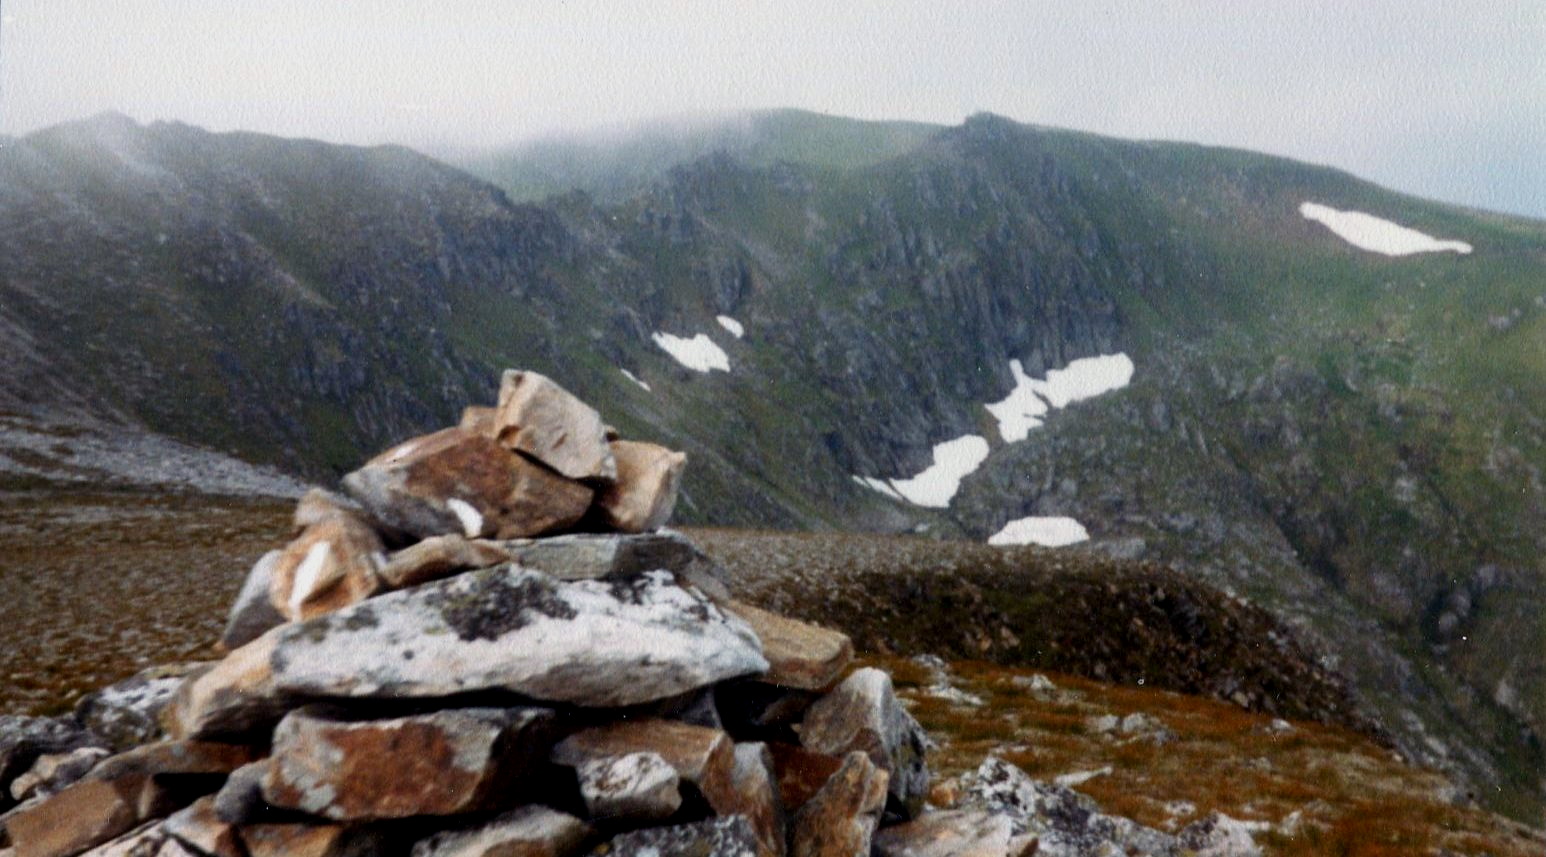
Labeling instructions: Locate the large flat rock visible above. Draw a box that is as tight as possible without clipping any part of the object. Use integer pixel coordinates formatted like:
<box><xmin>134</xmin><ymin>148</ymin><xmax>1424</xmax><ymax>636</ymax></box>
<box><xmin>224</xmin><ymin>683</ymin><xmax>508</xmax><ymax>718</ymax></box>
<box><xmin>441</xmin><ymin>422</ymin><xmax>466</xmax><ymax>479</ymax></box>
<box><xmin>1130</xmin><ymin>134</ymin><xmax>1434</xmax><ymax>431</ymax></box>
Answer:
<box><xmin>269</xmin><ymin>566</ymin><xmax>767</xmax><ymax>708</ymax></box>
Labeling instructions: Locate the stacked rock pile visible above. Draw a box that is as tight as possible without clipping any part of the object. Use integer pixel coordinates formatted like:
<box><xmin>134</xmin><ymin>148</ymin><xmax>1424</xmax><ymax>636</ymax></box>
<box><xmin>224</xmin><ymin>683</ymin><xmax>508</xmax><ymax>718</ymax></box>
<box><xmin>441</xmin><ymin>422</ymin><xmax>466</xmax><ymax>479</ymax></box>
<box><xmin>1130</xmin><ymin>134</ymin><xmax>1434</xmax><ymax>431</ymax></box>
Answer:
<box><xmin>1</xmin><ymin>371</ymin><xmax>967</xmax><ymax>857</ymax></box>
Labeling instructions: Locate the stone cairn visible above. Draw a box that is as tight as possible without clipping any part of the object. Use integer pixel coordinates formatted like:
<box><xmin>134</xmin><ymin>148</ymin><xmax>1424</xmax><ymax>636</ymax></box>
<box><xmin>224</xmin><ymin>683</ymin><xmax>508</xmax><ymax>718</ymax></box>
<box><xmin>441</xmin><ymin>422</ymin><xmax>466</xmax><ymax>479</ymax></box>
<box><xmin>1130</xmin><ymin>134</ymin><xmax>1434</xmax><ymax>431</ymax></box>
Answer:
<box><xmin>1</xmin><ymin>370</ymin><xmax>1025</xmax><ymax>857</ymax></box>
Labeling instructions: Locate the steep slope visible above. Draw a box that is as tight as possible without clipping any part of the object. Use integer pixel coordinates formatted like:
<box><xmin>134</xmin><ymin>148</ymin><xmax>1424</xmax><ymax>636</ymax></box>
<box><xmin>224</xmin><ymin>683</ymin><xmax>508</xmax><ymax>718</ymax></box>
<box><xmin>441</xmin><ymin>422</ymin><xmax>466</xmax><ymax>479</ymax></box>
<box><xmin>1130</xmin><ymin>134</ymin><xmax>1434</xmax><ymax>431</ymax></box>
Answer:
<box><xmin>3</xmin><ymin>111</ymin><xmax>1544</xmax><ymax>820</ymax></box>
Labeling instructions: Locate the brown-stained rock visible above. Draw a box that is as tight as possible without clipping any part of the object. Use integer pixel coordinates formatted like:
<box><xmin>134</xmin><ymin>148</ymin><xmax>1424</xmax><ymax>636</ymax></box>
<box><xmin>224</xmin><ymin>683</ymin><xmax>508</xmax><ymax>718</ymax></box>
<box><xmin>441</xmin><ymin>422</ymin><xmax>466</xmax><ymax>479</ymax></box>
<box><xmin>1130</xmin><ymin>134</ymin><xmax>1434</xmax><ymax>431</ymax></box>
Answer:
<box><xmin>728</xmin><ymin>743</ymin><xmax>786</xmax><ymax>857</ymax></box>
<box><xmin>8</xmin><ymin>747</ymin><xmax>109</xmax><ymax>803</ymax></box>
<box><xmin>593</xmin><ymin>441</ymin><xmax>686</xmax><ymax>533</ymax></box>
<box><xmin>341</xmin><ymin>427</ymin><xmax>593</xmax><ymax>540</ymax></box>
<box><xmin>0</xmin><ymin>716</ymin><xmax>100</xmax><ymax>808</ymax></box>
<box><xmin>799</xmin><ymin>668</ymin><xmax>929</xmax><ymax>819</ymax></box>
<box><xmin>493</xmin><ymin>370</ymin><xmax>616</xmax><ymax>483</ymax></box>
<box><xmin>162</xmin><ymin>631</ymin><xmax>290</xmax><ymax>742</ymax></box>
<box><xmin>83</xmin><ymin>740</ymin><xmax>256</xmax><ymax>784</ymax></box>
<box><xmin>788</xmin><ymin>752</ymin><xmax>888</xmax><ymax>857</ymax></box>
<box><xmin>459</xmin><ymin>406</ymin><xmax>498</xmax><ymax>437</ymax></box>
<box><xmin>410</xmin><ymin>805</ymin><xmax>591</xmax><ymax>857</ymax></box>
<box><xmin>724</xmin><ymin>602</ymin><xmax>852</xmax><ymax>692</ymax></box>
<box><xmin>375</xmin><ymin>534</ymin><xmax>511</xmax><ymax>590</ymax></box>
<box><xmin>5</xmin><ymin>776</ymin><xmax>150</xmax><ymax>857</ymax></box>
<box><xmin>162</xmin><ymin>796</ymin><xmax>242</xmax><ymax>857</ymax></box>
<box><xmin>268</xmin><ymin>515</ymin><xmax>386</xmax><ymax>622</ymax></box>
<box><xmin>291</xmin><ymin>489</ymin><xmax>365</xmax><ymax>536</ymax></box>
<box><xmin>870</xmin><ymin>810</ymin><xmax>1014</xmax><ymax>857</ymax></box>
<box><xmin>261</xmin><ymin>706</ymin><xmax>554</xmax><ymax>821</ymax></box>
<box><xmin>766</xmin><ymin>744</ymin><xmax>843</xmax><ymax>815</ymax></box>
<box><xmin>551</xmin><ymin>720</ymin><xmax>737</xmax><ymax>817</ymax></box>
<box><xmin>240</xmin><ymin>823</ymin><xmax>387</xmax><ymax>857</ymax></box>
<box><xmin>75</xmin><ymin>822</ymin><xmax>164</xmax><ymax>856</ymax></box>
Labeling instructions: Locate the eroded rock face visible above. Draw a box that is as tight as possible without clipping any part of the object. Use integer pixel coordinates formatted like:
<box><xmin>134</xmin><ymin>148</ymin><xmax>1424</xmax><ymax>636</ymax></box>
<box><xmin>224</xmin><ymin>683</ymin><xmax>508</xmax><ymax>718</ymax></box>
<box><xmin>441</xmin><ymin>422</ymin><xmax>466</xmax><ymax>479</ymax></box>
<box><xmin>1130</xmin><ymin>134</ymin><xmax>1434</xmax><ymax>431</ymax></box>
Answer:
<box><xmin>268</xmin><ymin>513</ymin><xmax>385</xmax><ymax>622</ymax></box>
<box><xmin>799</xmin><ymin>669</ymin><xmax>929</xmax><ymax>819</ymax></box>
<box><xmin>268</xmin><ymin>567</ymin><xmax>767</xmax><ymax>708</ymax></box>
<box><xmin>410</xmin><ymin>805</ymin><xmax>591</xmax><ymax>857</ymax></box>
<box><xmin>601</xmin><ymin>816</ymin><xmax>761</xmax><ymax>857</ymax></box>
<box><xmin>725</xmin><ymin>602</ymin><xmax>852</xmax><ymax>691</ymax></box>
<box><xmin>595</xmin><ymin>441</ymin><xmax>686</xmax><ymax>533</ymax></box>
<box><xmin>493</xmin><ymin>370</ymin><xmax>616</xmax><ymax>483</ymax></box>
<box><xmin>220</xmin><ymin>551</ymin><xmax>287</xmax><ymax>650</ymax></box>
<box><xmin>789</xmin><ymin>752</ymin><xmax>889</xmax><ymax>857</ymax></box>
<box><xmin>341</xmin><ymin>427</ymin><xmax>593</xmax><ymax>540</ymax></box>
<box><xmin>261</xmin><ymin>706</ymin><xmax>554</xmax><ymax>821</ymax></box>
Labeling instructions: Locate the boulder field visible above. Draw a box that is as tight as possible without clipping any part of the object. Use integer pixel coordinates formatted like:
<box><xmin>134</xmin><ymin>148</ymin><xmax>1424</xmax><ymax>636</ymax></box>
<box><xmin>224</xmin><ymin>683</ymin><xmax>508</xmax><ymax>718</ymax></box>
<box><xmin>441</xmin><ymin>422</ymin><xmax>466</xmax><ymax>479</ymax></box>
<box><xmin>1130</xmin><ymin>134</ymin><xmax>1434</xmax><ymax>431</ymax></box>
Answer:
<box><xmin>0</xmin><ymin>371</ymin><xmax>1251</xmax><ymax>857</ymax></box>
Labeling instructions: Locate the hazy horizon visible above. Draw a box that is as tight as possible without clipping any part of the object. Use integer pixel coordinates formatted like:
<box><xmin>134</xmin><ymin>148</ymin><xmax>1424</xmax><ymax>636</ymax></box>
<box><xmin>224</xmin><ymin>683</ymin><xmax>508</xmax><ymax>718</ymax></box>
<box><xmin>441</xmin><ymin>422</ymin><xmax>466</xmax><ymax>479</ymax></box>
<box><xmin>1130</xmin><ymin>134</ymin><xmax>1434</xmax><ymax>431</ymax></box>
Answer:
<box><xmin>2</xmin><ymin>2</ymin><xmax>1542</xmax><ymax>218</ymax></box>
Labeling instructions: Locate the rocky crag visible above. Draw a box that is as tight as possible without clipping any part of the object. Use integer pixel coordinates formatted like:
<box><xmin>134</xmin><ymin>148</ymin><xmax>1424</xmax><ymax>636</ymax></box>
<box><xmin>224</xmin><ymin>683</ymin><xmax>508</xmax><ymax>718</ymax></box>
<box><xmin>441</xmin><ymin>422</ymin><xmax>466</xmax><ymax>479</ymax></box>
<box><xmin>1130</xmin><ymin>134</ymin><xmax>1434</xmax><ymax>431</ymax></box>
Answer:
<box><xmin>0</xmin><ymin>373</ymin><xmax>1257</xmax><ymax>857</ymax></box>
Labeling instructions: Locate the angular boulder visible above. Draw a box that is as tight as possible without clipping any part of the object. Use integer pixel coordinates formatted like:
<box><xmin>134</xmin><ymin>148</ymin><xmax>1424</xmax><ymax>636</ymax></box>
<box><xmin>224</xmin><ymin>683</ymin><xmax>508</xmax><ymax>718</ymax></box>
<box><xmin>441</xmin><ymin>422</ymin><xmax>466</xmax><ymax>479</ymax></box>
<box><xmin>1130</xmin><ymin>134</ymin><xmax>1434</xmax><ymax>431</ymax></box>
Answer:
<box><xmin>789</xmin><ymin>752</ymin><xmax>889</xmax><ymax>857</ymax></box>
<box><xmin>410</xmin><ymin>805</ymin><xmax>591</xmax><ymax>857</ymax></box>
<box><xmin>341</xmin><ymin>427</ymin><xmax>593</xmax><ymax>540</ymax></box>
<box><xmin>162</xmin><ymin>796</ymin><xmax>242</xmax><ymax>857</ymax></box>
<box><xmin>268</xmin><ymin>514</ymin><xmax>385</xmax><ymax>621</ymax></box>
<box><xmin>4</xmin><ymin>777</ymin><xmax>152</xmax><ymax>857</ymax></box>
<box><xmin>269</xmin><ymin>567</ymin><xmax>767</xmax><ymax>708</ymax></box>
<box><xmin>800</xmin><ymin>668</ymin><xmax>929</xmax><ymax>819</ymax></box>
<box><xmin>220</xmin><ymin>551</ymin><xmax>287</xmax><ymax>650</ymax></box>
<box><xmin>162</xmin><ymin>632</ymin><xmax>290</xmax><ymax>742</ymax></box>
<box><xmin>376</xmin><ymin>534</ymin><xmax>511</xmax><ymax>590</ymax></box>
<box><xmin>75</xmin><ymin>663</ymin><xmax>203</xmax><ymax>752</ymax></box>
<box><xmin>492</xmin><ymin>370</ymin><xmax>616</xmax><ymax>483</ymax></box>
<box><xmin>571</xmin><ymin>752</ymin><xmax>681</xmax><ymax>822</ymax></box>
<box><xmin>600</xmin><ymin>816</ymin><xmax>760</xmax><ymax>857</ymax></box>
<box><xmin>498</xmin><ymin>531</ymin><xmax>731</xmax><ymax>601</ymax></box>
<box><xmin>725</xmin><ymin>602</ymin><xmax>851</xmax><ymax>691</ymax></box>
<box><xmin>594</xmin><ymin>441</ymin><xmax>686</xmax><ymax>533</ymax></box>
<box><xmin>552</xmin><ymin>720</ymin><xmax>735</xmax><ymax>817</ymax></box>
<box><xmin>261</xmin><ymin>706</ymin><xmax>554</xmax><ymax>820</ymax></box>
<box><xmin>957</xmin><ymin>757</ymin><xmax>1178</xmax><ymax>856</ymax></box>
<box><xmin>870</xmin><ymin>810</ymin><xmax>1014</xmax><ymax>857</ymax></box>
<box><xmin>0</xmin><ymin>716</ymin><xmax>100</xmax><ymax>808</ymax></box>
<box><xmin>8</xmin><ymin>747</ymin><xmax>109</xmax><ymax>803</ymax></box>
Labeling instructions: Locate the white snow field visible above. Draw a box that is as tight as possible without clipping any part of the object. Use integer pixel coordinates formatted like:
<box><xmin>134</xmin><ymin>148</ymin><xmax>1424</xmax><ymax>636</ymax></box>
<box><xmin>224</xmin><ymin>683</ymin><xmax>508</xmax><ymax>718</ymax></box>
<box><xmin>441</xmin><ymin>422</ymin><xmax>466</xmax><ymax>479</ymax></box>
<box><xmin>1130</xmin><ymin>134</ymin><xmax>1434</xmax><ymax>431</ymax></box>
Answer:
<box><xmin>620</xmin><ymin>368</ymin><xmax>652</xmax><ymax>392</ymax></box>
<box><xmin>652</xmin><ymin>332</ymin><xmax>731</xmax><ymax>373</ymax></box>
<box><xmin>986</xmin><ymin>354</ymin><xmax>1135</xmax><ymax>442</ymax></box>
<box><xmin>855</xmin><ymin>434</ymin><xmax>991</xmax><ymax>508</ymax></box>
<box><xmin>988</xmin><ymin>516</ymin><xmax>1091</xmax><ymax>547</ymax></box>
<box><xmin>1299</xmin><ymin>202</ymin><xmax>1472</xmax><ymax>256</ymax></box>
<box><xmin>716</xmin><ymin>315</ymin><xmax>745</xmax><ymax>338</ymax></box>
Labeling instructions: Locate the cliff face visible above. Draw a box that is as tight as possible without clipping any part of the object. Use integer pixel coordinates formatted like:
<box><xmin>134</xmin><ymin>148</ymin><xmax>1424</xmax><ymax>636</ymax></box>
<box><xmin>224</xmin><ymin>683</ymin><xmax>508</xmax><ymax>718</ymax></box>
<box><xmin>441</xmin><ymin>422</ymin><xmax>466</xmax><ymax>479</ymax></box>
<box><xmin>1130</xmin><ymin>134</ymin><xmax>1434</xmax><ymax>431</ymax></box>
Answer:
<box><xmin>3</xmin><ymin>110</ymin><xmax>1545</xmax><ymax>821</ymax></box>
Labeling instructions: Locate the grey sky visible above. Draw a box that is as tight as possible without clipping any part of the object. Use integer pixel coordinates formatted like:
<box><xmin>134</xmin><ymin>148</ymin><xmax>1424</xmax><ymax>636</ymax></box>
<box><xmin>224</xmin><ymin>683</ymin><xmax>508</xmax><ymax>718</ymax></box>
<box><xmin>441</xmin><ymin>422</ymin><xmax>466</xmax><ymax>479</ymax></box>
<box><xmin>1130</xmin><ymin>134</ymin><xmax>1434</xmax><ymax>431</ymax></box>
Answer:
<box><xmin>3</xmin><ymin>1</ymin><xmax>1543</xmax><ymax>218</ymax></box>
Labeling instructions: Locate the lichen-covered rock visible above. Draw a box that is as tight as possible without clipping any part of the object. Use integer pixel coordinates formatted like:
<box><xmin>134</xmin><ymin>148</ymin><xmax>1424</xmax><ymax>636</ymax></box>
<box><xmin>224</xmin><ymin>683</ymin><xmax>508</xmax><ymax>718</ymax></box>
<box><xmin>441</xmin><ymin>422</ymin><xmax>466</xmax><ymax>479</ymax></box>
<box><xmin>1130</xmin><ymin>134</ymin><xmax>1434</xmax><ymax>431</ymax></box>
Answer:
<box><xmin>220</xmin><ymin>551</ymin><xmax>287</xmax><ymax>650</ymax></box>
<box><xmin>0</xmin><ymin>716</ymin><xmax>101</xmax><ymax>810</ymax></box>
<box><xmin>341</xmin><ymin>427</ymin><xmax>593</xmax><ymax>540</ymax></box>
<box><xmin>375</xmin><ymin>534</ymin><xmax>511</xmax><ymax>590</ymax></box>
<box><xmin>411</xmin><ymin>805</ymin><xmax>591</xmax><ymax>857</ymax></box>
<box><xmin>594</xmin><ymin>441</ymin><xmax>686</xmax><ymax>533</ymax></box>
<box><xmin>8</xmin><ymin>747</ymin><xmax>109</xmax><ymax>803</ymax></box>
<box><xmin>789</xmin><ymin>752</ymin><xmax>888</xmax><ymax>857</ymax></box>
<box><xmin>724</xmin><ymin>602</ymin><xmax>851</xmax><ymax>691</ymax></box>
<box><xmin>574</xmin><ymin>751</ymin><xmax>681</xmax><ymax>822</ymax></box>
<box><xmin>1176</xmin><ymin>812</ymin><xmax>1264</xmax><ymax>857</ymax></box>
<box><xmin>553</xmin><ymin>720</ymin><xmax>735</xmax><ymax>817</ymax></box>
<box><xmin>870</xmin><ymin>810</ymin><xmax>1014</xmax><ymax>857</ymax></box>
<box><xmin>269</xmin><ymin>567</ymin><xmax>767</xmax><ymax>708</ymax></box>
<box><xmin>598</xmin><ymin>816</ymin><xmax>760</xmax><ymax>857</ymax></box>
<box><xmin>492</xmin><ymin>370</ymin><xmax>616</xmax><ymax>483</ymax></box>
<box><xmin>75</xmin><ymin>663</ymin><xmax>203</xmax><ymax>752</ymax></box>
<box><xmin>268</xmin><ymin>514</ymin><xmax>385</xmax><ymax>621</ymax></box>
<box><xmin>262</xmin><ymin>706</ymin><xmax>554</xmax><ymax>821</ymax></box>
<box><xmin>799</xmin><ymin>668</ymin><xmax>928</xmax><ymax>819</ymax></box>
<box><xmin>957</xmin><ymin>757</ymin><xmax>1179</xmax><ymax>857</ymax></box>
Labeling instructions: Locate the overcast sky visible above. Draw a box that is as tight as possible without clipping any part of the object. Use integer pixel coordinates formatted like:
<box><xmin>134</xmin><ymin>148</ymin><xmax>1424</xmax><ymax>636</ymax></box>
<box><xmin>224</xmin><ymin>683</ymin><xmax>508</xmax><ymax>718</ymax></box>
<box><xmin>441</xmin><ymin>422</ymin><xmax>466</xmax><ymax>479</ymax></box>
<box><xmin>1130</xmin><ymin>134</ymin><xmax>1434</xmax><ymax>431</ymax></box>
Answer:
<box><xmin>2</xmin><ymin>1</ymin><xmax>1542</xmax><ymax>218</ymax></box>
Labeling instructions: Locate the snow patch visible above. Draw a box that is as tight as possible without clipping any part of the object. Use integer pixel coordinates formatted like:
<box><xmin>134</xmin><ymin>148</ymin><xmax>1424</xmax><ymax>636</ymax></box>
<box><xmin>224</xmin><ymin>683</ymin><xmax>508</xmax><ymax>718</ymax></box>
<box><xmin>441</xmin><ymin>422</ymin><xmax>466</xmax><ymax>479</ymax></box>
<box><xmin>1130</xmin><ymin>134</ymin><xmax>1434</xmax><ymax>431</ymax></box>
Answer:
<box><xmin>446</xmin><ymin>498</ymin><xmax>485</xmax><ymax>538</ymax></box>
<box><xmin>989</xmin><ymin>516</ymin><xmax>1090</xmax><ymax>547</ymax></box>
<box><xmin>620</xmin><ymin>368</ymin><xmax>651</xmax><ymax>392</ymax></box>
<box><xmin>1300</xmin><ymin>201</ymin><xmax>1472</xmax><ymax>256</ymax></box>
<box><xmin>987</xmin><ymin>355</ymin><xmax>1134</xmax><ymax>442</ymax></box>
<box><xmin>1054</xmin><ymin>766</ymin><xmax>1113</xmax><ymax>788</ymax></box>
<box><xmin>652</xmin><ymin>332</ymin><xmax>730</xmax><ymax>373</ymax></box>
<box><xmin>716</xmin><ymin>315</ymin><xmax>745</xmax><ymax>338</ymax></box>
<box><xmin>857</xmin><ymin>435</ymin><xmax>990</xmax><ymax>508</ymax></box>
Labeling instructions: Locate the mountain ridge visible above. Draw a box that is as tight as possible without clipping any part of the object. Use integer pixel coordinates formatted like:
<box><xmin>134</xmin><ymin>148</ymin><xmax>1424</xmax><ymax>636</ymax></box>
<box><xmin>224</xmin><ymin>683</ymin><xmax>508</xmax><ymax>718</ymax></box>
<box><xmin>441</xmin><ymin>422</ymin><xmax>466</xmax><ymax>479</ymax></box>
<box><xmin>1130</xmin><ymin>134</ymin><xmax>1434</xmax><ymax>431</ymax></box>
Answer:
<box><xmin>3</xmin><ymin>109</ymin><xmax>1544</xmax><ymax>821</ymax></box>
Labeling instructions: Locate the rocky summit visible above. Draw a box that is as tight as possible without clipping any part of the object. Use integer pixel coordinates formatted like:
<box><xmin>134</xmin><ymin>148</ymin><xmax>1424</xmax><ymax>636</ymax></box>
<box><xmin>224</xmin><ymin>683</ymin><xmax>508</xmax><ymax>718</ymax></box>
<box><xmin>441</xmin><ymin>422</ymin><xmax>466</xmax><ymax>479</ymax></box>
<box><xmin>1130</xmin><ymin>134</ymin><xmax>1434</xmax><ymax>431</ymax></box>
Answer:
<box><xmin>0</xmin><ymin>372</ymin><xmax>1266</xmax><ymax>857</ymax></box>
